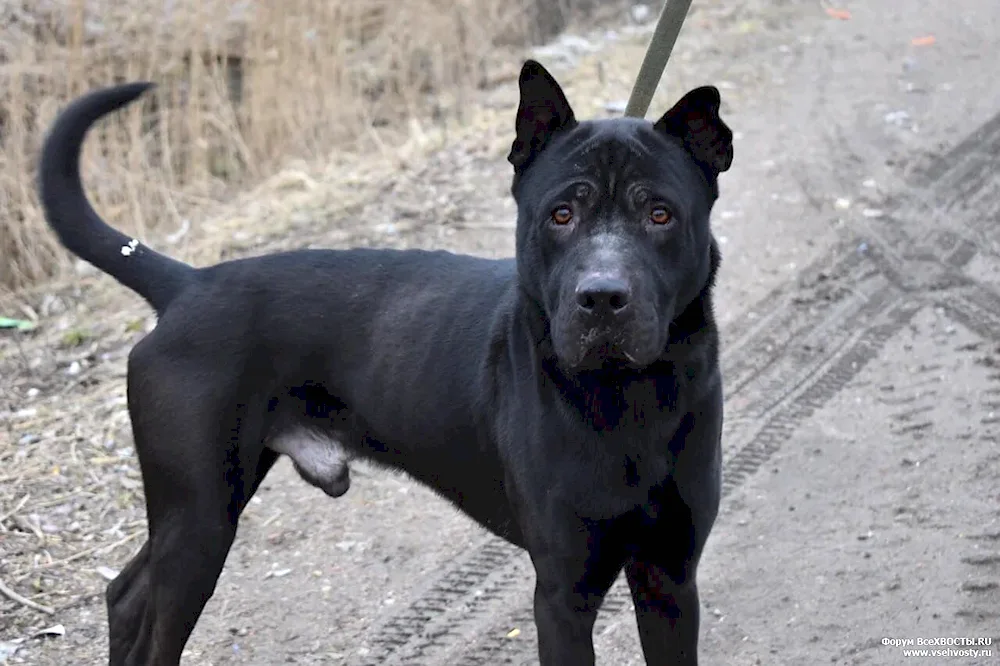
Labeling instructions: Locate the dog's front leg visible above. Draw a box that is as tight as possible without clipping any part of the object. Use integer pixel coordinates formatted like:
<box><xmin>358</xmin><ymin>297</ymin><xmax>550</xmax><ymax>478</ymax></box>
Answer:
<box><xmin>625</xmin><ymin>420</ymin><xmax>722</xmax><ymax>666</ymax></box>
<box><xmin>527</xmin><ymin>527</ymin><xmax>624</xmax><ymax>666</ymax></box>
<box><xmin>624</xmin><ymin>554</ymin><xmax>702</xmax><ymax>666</ymax></box>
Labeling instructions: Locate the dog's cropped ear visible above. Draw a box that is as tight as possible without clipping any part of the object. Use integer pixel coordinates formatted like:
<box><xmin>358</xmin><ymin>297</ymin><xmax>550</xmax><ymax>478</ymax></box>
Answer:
<box><xmin>507</xmin><ymin>60</ymin><xmax>577</xmax><ymax>171</ymax></box>
<box><xmin>654</xmin><ymin>86</ymin><xmax>733</xmax><ymax>175</ymax></box>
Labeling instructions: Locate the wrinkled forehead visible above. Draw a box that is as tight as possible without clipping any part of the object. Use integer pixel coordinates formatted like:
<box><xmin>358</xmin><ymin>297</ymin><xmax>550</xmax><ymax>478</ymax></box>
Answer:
<box><xmin>529</xmin><ymin>119</ymin><xmax>702</xmax><ymax>198</ymax></box>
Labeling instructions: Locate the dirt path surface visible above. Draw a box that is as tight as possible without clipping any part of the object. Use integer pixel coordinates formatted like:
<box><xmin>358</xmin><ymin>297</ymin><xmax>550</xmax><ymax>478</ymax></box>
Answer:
<box><xmin>3</xmin><ymin>0</ymin><xmax>1000</xmax><ymax>664</ymax></box>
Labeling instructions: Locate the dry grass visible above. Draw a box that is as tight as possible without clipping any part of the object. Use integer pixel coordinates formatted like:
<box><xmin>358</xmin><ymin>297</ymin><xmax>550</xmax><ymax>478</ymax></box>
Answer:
<box><xmin>0</xmin><ymin>0</ymin><xmax>604</xmax><ymax>293</ymax></box>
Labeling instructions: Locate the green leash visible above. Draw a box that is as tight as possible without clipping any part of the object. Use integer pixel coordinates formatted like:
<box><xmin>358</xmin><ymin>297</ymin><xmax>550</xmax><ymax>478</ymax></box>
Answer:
<box><xmin>624</xmin><ymin>0</ymin><xmax>694</xmax><ymax>118</ymax></box>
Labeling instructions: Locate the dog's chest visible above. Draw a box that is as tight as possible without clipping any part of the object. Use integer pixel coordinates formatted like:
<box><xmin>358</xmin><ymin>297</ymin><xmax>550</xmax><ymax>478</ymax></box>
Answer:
<box><xmin>561</xmin><ymin>461</ymin><xmax>669</xmax><ymax>520</ymax></box>
<box><xmin>515</xmin><ymin>426</ymin><xmax>676</xmax><ymax>520</ymax></box>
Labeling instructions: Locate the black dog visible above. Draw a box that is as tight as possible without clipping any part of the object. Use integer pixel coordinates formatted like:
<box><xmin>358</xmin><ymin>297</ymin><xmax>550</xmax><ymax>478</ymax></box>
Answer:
<box><xmin>38</xmin><ymin>60</ymin><xmax>733</xmax><ymax>666</ymax></box>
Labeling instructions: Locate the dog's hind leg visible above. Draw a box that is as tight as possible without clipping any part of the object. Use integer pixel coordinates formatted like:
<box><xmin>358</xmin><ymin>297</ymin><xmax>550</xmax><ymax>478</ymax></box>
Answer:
<box><xmin>105</xmin><ymin>539</ymin><xmax>151</xmax><ymax>662</ymax></box>
<box><xmin>107</xmin><ymin>347</ymin><xmax>276</xmax><ymax>666</ymax></box>
<box><xmin>106</xmin><ymin>449</ymin><xmax>277</xmax><ymax>665</ymax></box>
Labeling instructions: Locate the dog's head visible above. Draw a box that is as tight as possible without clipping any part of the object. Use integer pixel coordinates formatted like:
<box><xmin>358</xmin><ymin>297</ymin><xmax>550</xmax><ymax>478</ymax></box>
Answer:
<box><xmin>508</xmin><ymin>60</ymin><xmax>733</xmax><ymax>372</ymax></box>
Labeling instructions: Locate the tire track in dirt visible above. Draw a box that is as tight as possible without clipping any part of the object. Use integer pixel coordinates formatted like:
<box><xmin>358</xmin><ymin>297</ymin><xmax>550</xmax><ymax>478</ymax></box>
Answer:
<box><xmin>940</xmin><ymin>307</ymin><xmax>1000</xmax><ymax>626</ymax></box>
<box><xmin>874</xmin><ymin>107</ymin><xmax>1000</xmax><ymax>648</ymax></box>
<box><xmin>939</xmin><ymin>285</ymin><xmax>1000</xmax><ymax>344</ymax></box>
<box><xmin>359</xmin><ymin>89</ymin><xmax>1000</xmax><ymax>666</ymax></box>
<box><xmin>870</xmin><ymin>109</ymin><xmax>1000</xmax><ymax>284</ymax></box>
<box><xmin>908</xmin><ymin>110</ymin><xmax>1000</xmax><ymax>194</ymax></box>
<box><xmin>956</xmin><ymin>359</ymin><xmax>1000</xmax><ymax>625</ymax></box>
<box><xmin>870</xmin><ymin>308</ymin><xmax>1000</xmax><ymax>631</ymax></box>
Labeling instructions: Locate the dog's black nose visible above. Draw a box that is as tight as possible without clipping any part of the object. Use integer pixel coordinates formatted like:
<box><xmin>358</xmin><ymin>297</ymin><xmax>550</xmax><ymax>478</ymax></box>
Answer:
<box><xmin>575</xmin><ymin>276</ymin><xmax>630</xmax><ymax>315</ymax></box>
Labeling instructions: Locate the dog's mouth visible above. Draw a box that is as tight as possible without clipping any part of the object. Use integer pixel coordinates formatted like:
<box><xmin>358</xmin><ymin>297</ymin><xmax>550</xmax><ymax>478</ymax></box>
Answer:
<box><xmin>580</xmin><ymin>344</ymin><xmax>639</xmax><ymax>369</ymax></box>
<box><xmin>563</xmin><ymin>332</ymin><xmax>651</xmax><ymax>371</ymax></box>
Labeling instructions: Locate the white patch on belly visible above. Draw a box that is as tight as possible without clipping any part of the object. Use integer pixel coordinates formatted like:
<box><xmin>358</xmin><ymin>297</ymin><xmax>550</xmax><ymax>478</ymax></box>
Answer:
<box><xmin>266</xmin><ymin>428</ymin><xmax>351</xmax><ymax>495</ymax></box>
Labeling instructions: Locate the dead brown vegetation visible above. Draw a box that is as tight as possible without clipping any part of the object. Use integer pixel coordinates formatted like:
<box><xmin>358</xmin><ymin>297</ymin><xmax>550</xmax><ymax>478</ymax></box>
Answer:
<box><xmin>0</xmin><ymin>0</ymin><xmax>601</xmax><ymax>293</ymax></box>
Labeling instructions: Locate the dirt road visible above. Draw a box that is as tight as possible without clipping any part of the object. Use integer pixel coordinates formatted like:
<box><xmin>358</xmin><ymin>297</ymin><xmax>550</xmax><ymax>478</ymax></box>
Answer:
<box><xmin>2</xmin><ymin>0</ymin><xmax>999</xmax><ymax>664</ymax></box>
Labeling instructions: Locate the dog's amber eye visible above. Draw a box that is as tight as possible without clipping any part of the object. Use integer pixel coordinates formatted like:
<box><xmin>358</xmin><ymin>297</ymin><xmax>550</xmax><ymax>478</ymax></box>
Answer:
<box><xmin>552</xmin><ymin>206</ymin><xmax>574</xmax><ymax>225</ymax></box>
<box><xmin>650</xmin><ymin>207</ymin><xmax>672</xmax><ymax>225</ymax></box>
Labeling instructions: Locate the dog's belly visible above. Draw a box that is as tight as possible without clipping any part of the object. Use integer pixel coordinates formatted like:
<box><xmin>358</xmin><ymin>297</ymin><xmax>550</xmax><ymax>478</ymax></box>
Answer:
<box><xmin>266</xmin><ymin>428</ymin><xmax>352</xmax><ymax>497</ymax></box>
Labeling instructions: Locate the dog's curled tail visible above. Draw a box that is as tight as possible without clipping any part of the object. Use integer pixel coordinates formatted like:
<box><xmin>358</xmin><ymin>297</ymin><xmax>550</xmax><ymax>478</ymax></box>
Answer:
<box><xmin>38</xmin><ymin>82</ymin><xmax>194</xmax><ymax>315</ymax></box>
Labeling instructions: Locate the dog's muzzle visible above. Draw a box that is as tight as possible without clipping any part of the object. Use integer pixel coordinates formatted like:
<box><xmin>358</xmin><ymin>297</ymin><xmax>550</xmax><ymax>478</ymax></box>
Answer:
<box><xmin>552</xmin><ymin>272</ymin><xmax>661</xmax><ymax>369</ymax></box>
